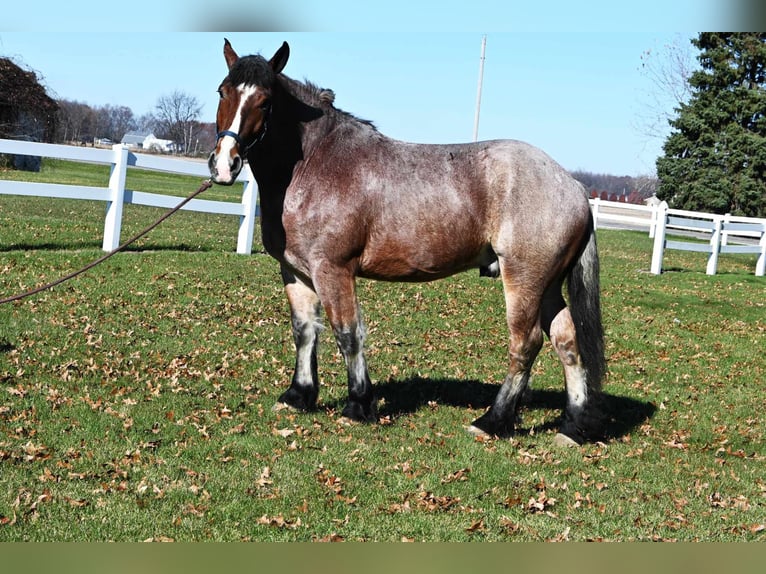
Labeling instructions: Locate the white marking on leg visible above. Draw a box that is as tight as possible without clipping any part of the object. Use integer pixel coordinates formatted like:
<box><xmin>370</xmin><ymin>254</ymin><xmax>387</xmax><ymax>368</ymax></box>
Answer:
<box><xmin>295</xmin><ymin>331</ymin><xmax>316</xmax><ymax>384</ymax></box>
<box><xmin>564</xmin><ymin>364</ymin><xmax>588</xmax><ymax>408</ymax></box>
<box><xmin>347</xmin><ymin>321</ymin><xmax>368</xmax><ymax>387</ymax></box>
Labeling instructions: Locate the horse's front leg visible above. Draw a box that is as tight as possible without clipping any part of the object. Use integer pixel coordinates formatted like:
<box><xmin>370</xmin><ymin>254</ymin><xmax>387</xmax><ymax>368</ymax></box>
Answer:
<box><xmin>276</xmin><ymin>268</ymin><xmax>323</xmax><ymax>412</ymax></box>
<box><xmin>314</xmin><ymin>264</ymin><xmax>376</xmax><ymax>423</ymax></box>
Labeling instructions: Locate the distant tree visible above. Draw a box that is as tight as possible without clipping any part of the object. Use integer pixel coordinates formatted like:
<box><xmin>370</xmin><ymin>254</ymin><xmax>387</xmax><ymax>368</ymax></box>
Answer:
<box><xmin>135</xmin><ymin>112</ymin><xmax>158</xmax><ymax>134</ymax></box>
<box><xmin>656</xmin><ymin>33</ymin><xmax>766</xmax><ymax>217</ymax></box>
<box><xmin>93</xmin><ymin>104</ymin><xmax>137</xmax><ymax>143</ymax></box>
<box><xmin>153</xmin><ymin>90</ymin><xmax>203</xmax><ymax>155</ymax></box>
<box><xmin>631</xmin><ymin>174</ymin><xmax>659</xmax><ymax>199</ymax></box>
<box><xmin>570</xmin><ymin>170</ymin><xmax>657</xmax><ymax>202</ymax></box>
<box><xmin>55</xmin><ymin>99</ymin><xmax>94</xmax><ymax>144</ymax></box>
<box><xmin>195</xmin><ymin>122</ymin><xmax>217</xmax><ymax>156</ymax></box>
<box><xmin>0</xmin><ymin>57</ymin><xmax>58</xmax><ymax>142</ymax></box>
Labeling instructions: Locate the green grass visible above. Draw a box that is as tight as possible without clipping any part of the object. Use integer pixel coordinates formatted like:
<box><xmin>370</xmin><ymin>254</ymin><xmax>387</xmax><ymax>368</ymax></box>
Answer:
<box><xmin>0</xmin><ymin>159</ymin><xmax>765</xmax><ymax>541</ymax></box>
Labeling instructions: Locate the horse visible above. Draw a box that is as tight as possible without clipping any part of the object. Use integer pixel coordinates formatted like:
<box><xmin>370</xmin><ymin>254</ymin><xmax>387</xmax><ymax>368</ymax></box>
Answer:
<box><xmin>208</xmin><ymin>40</ymin><xmax>606</xmax><ymax>446</ymax></box>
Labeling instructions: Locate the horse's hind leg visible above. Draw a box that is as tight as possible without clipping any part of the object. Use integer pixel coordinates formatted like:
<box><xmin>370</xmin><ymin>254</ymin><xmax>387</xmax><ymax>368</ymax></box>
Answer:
<box><xmin>541</xmin><ymin>285</ymin><xmax>599</xmax><ymax>445</ymax></box>
<box><xmin>276</xmin><ymin>269</ymin><xmax>323</xmax><ymax>412</ymax></box>
<box><xmin>469</xmin><ymin>266</ymin><xmax>544</xmax><ymax>437</ymax></box>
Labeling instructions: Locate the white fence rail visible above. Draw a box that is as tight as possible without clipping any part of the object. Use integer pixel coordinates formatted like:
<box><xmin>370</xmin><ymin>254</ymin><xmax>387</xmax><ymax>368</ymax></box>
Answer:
<box><xmin>0</xmin><ymin>139</ymin><xmax>258</xmax><ymax>254</ymax></box>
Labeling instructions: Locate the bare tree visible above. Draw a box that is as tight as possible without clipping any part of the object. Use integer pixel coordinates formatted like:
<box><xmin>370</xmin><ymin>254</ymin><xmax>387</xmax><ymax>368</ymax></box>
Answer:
<box><xmin>635</xmin><ymin>34</ymin><xmax>697</xmax><ymax>140</ymax></box>
<box><xmin>92</xmin><ymin>104</ymin><xmax>136</xmax><ymax>143</ymax></box>
<box><xmin>154</xmin><ymin>90</ymin><xmax>203</xmax><ymax>155</ymax></box>
<box><xmin>55</xmin><ymin>99</ymin><xmax>94</xmax><ymax>144</ymax></box>
<box><xmin>136</xmin><ymin>112</ymin><xmax>158</xmax><ymax>134</ymax></box>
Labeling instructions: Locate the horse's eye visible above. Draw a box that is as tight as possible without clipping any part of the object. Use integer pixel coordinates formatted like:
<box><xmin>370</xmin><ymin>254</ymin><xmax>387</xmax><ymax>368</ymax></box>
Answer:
<box><xmin>217</xmin><ymin>88</ymin><xmax>224</xmax><ymax>99</ymax></box>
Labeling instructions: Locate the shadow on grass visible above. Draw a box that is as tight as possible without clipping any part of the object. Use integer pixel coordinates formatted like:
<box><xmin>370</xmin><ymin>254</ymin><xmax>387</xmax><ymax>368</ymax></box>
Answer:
<box><xmin>372</xmin><ymin>376</ymin><xmax>656</xmax><ymax>441</ymax></box>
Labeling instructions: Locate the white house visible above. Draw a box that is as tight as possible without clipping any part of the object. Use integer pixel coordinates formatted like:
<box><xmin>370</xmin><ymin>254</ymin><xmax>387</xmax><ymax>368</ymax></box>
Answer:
<box><xmin>121</xmin><ymin>131</ymin><xmax>176</xmax><ymax>153</ymax></box>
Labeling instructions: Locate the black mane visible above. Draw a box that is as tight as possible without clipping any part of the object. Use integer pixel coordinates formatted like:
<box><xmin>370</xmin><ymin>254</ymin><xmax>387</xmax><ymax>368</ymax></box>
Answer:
<box><xmin>226</xmin><ymin>55</ymin><xmax>276</xmax><ymax>88</ymax></box>
<box><xmin>279</xmin><ymin>76</ymin><xmax>378</xmax><ymax>132</ymax></box>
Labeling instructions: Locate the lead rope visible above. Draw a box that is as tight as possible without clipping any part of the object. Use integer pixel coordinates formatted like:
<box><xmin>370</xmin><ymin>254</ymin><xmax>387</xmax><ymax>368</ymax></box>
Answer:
<box><xmin>0</xmin><ymin>179</ymin><xmax>213</xmax><ymax>305</ymax></box>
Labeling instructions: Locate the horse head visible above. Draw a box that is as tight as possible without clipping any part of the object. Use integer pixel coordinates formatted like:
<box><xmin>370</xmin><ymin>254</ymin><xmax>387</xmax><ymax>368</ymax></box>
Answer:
<box><xmin>208</xmin><ymin>39</ymin><xmax>289</xmax><ymax>185</ymax></box>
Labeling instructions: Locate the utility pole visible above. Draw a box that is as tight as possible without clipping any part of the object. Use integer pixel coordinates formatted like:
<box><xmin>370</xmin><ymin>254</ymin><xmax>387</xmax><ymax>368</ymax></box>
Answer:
<box><xmin>473</xmin><ymin>35</ymin><xmax>487</xmax><ymax>142</ymax></box>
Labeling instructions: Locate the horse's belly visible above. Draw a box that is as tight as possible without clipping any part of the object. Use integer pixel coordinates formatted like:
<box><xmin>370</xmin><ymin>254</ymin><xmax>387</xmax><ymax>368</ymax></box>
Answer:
<box><xmin>358</xmin><ymin>241</ymin><xmax>490</xmax><ymax>282</ymax></box>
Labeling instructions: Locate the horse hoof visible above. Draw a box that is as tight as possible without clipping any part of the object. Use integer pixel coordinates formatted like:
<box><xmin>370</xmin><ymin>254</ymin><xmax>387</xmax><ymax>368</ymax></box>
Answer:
<box><xmin>276</xmin><ymin>387</ymin><xmax>317</xmax><ymax>412</ymax></box>
<box><xmin>340</xmin><ymin>401</ymin><xmax>377</xmax><ymax>423</ymax></box>
<box><xmin>553</xmin><ymin>433</ymin><xmax>581</xmax><ymax>448</ymax></box>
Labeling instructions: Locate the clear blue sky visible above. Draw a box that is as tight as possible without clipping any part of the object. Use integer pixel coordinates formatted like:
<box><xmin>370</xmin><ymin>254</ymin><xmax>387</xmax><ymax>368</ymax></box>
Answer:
<box><xmin>0</xmin><ymin>1</ymin><xmax>746</xmax><ymax>176</ymax></box>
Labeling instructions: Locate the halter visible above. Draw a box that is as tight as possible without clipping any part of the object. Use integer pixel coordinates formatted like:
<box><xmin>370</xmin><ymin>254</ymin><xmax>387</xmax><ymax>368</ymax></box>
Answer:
<box><xmin>216</xmin><ymin>103</ymin><xmax>271</xmax><ymax>156</ymax></box>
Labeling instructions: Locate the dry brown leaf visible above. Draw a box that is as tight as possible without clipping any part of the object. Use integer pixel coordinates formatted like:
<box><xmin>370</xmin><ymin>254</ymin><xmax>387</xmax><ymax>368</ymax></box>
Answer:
<box><xmin>257</xmin><ymin>514</ymin><xmax>302</xmax><ymax>530</ymax></box>
<box><xmin>465</xmin><ymin>517</ymin><xmax>486</xmax><ymax>533</ymax></box>
<box><xmin>441</xmin><ymin>468</ymin><xmax>471</xmax><ymax>484</ymax></box>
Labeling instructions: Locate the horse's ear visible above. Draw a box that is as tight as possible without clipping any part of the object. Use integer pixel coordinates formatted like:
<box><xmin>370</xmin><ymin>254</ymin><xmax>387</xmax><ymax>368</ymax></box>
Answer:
<box><xmin>223</xmin><ymin>38</ymin><xmax>239</xmax><ymax>70</ymax></box>
<box><xmin>269</xmin><ymin>41</ymin><xmax>290</xmax><ymax>74</ymax></box>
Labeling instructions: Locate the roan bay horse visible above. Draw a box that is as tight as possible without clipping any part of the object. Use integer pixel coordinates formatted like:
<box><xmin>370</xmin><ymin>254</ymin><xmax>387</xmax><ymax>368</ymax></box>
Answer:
<box><xmin>208</xmin><ymin>40</ymin><xmax>606</xmax><ymax>446</ymax></box>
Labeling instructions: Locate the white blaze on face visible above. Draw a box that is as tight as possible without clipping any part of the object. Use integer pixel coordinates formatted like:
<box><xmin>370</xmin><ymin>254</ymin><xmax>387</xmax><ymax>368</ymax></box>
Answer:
<box><xmin>214</xmin><ymin>84</ymin><xmax>260</xmax><ymax>182</ymax></box>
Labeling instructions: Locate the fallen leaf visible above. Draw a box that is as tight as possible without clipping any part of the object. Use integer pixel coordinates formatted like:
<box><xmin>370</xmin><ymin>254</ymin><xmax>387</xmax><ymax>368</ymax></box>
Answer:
<box><xmin>257</xmin><ymin>514</ymin><xmax>302</xmax><ymax>530</ymax></box>
<box><xmin>143</xmin><ymin>536</ymin><xmax>174</xmax><ymax>543</ymax></box>
<box><xmin>499</xmin><ymin>516</ymin><xmax>520</xmax><ymax>535</ymax></box>
<box><xmin>314</xmin><ymin>533</ymin><xmax>345</xmax><ymax>542</ymax></box>
<box><xmin>465</xmin><ymin>517</ymin><xmax>486</xmax><ymax>533</ymax></box>
<box><xmin>441</xmin><ymin>468</ymin><xmax>471</xmax><ymax>484</ymax></box>
<box><xmin>417</xmin><ymin>491</ymin><xmax>461</xmax><ymax>512</ymax></box>
<box><xmin>499</xmin><ymin>495</ymin><xmax>523</xmax><ymax>509</ymax></box>
<box><xmin>64</xmin><ymin>496</ymin><xmax>89</xmax><ymax>508</ymax></box>
<box><xmin>526</xmin><ymin>491</ymin><xmax>556</xmax><ymax>514</ymax></box>
<box><xmin>547</xmin><ymin>526</ymin><xmax>571</xmax><ymax>542</ymax></box>
<box><xmin>255</xmin><ymin>467</ymin><xmax>272</xmax><ymax>489</ymax></box>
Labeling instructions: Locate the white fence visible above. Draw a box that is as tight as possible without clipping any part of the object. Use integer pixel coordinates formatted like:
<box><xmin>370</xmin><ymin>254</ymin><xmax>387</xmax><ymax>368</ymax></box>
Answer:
<box><xmin>590</xmin><ymin>198</ymin><xmax>766</xmax><ymax>277</ymax></box>
<box><xmin>649</xmin><ymin>202</ymin><xmax>766</xmax><ymax>276</ymax></box>
<box><xmin>0</xmin><ymin>139</ymin><xmax>258</xmax><ymax>254</ymax></box>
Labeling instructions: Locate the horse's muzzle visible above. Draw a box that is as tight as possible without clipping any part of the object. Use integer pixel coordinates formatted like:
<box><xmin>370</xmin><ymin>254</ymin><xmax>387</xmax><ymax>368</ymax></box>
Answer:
<box><xmin>208</xmin><ymin>151</ymin><xmax>242</xmax><ymax>186</ymax></box>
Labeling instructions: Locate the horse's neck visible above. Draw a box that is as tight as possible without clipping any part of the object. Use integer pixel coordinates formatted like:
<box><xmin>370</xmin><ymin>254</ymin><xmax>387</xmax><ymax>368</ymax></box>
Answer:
<box><xmin>252</xmin><ymin>107</ymin><xmax>331</xmax><ymax>192</ymax></box>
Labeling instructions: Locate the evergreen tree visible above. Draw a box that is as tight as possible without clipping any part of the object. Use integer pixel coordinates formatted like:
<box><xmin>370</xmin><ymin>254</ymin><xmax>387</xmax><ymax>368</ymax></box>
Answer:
<box><xmin>656</xmin><ymin>33</ymin><xmax>766</xmax><ymax>217</ymax></box>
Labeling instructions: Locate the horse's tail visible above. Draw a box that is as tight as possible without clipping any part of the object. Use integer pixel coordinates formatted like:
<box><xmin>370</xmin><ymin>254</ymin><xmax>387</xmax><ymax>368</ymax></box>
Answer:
<box><xmin>567</xmin><ymin>215</ymin><xmax>606</xmax><ymax>394</ymax></box>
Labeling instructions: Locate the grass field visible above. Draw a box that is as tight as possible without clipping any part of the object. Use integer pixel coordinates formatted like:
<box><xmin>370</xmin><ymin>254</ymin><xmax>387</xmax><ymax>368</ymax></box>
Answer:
<box><xmin>0</xmin><ymin>159</ymin><xmax>764</xmax><ymax>541</ymax></box>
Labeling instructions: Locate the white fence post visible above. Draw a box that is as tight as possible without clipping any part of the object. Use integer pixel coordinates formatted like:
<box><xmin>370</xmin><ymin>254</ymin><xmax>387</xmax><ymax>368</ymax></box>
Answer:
<box><xmin>649</xmin><ymin>202</ymin><xmax>658</xmax><ymax>239</ymax></box>
<box><xmin>706</xmin><ymin>216</ymin><xmax>723</xmax><ymax>275</ymax></box>
<box><xmin>756</xmin><ymin>227</ymin><xmax>766</xmax><ymax>277</ymax></box>
<box><xmin>236</xmin><ymin>167</ymin><xmax>258</xmax><ymax>255</ymax></box>
<box><xmin>591</xmin><ymin>197</ymin><xmax>600</xmax><ymax>230</ymax></box>
<box><xmin>650</xmin><ymin>201</ymin><xmax>668</xmax><ymax>275</ymax></box>
<box><xmin>103</xmin><ymin>144</ymin><xmax>129</xmax><ymax>251</ymax></box>
<box><xmin>721</xmin><ymin>213</ymin><xmax>731</xmax><ymax>246</ymax></box>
